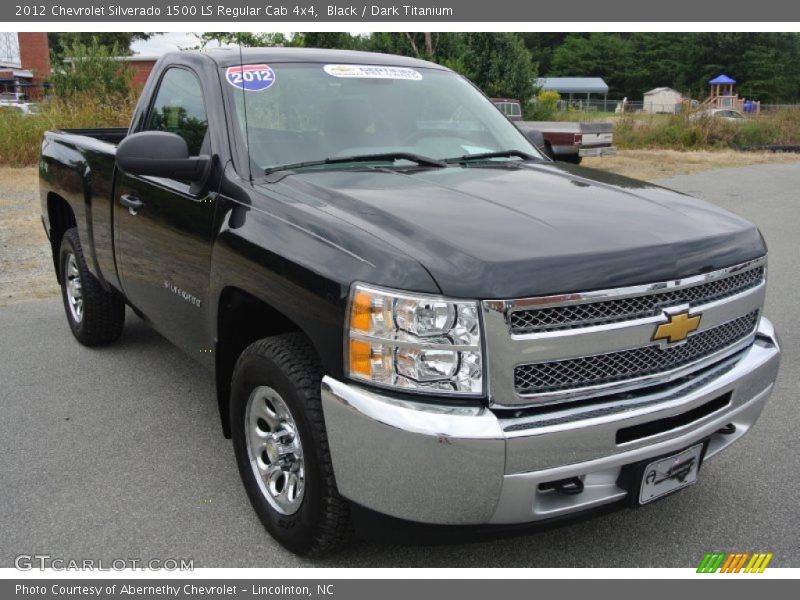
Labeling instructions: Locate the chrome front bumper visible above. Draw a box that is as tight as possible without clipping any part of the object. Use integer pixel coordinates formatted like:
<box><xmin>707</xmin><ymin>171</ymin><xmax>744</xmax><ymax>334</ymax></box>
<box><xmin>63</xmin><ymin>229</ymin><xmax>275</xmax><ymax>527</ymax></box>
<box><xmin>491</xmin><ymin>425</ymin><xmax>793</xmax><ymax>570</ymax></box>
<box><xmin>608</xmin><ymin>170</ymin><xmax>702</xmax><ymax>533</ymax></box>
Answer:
<box><xmin>321</xmin><ymin>317</ymin><xmax>780</xmax><ymax>525</ymax></box>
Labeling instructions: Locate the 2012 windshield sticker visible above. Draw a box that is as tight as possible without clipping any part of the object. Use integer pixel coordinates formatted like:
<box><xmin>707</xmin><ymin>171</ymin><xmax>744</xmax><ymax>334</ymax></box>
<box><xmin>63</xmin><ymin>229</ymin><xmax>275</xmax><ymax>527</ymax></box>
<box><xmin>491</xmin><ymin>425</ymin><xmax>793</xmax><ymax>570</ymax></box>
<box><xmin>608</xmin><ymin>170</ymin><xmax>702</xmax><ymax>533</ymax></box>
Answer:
<box><xmin>225</xmin><ymin>65</ymin><xmax>275</xmax><ymax>91</ymax></box>
<box><xmin>323</xmin><ymin>65</ymin><xmax>423</xmax><ymax>80</ymax></box>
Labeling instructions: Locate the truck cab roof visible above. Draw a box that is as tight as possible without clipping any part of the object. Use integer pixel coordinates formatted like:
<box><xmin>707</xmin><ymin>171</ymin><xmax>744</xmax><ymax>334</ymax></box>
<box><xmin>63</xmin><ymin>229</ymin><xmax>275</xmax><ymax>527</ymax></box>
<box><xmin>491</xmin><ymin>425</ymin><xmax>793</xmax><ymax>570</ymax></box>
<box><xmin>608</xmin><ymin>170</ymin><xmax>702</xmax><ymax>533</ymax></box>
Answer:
<box><xmin>161</xmin><ymin>47</ymin><xmax>448</xmax><ymax>70</ymax></box>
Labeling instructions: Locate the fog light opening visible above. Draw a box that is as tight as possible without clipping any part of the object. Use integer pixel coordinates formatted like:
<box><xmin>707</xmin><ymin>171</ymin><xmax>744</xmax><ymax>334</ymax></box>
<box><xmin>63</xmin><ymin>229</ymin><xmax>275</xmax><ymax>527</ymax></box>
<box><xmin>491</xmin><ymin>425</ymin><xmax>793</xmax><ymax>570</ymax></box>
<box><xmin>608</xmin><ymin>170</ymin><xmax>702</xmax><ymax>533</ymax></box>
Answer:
<box><xmin>538</xmin><ymin>476</ymin><xmax>585</xmax><ymax>496</ymax></box>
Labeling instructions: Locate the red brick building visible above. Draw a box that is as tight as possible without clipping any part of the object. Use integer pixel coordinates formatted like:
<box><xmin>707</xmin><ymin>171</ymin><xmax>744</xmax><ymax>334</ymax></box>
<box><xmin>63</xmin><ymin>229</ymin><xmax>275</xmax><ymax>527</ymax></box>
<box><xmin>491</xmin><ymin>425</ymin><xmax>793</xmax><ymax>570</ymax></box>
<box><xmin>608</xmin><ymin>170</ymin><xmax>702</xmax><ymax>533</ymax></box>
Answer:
<box><xmin>18</xmin><ymin>32</ymin><xmax>50</xmax><ymax>83</ymax></box>
<box><xmin>1</xmin><ymin>32</ymin><xmax>50</xmax><ymax>98</ymax></box>
<box><xmin>14</xmin><ymin>33</ymin><xmax>158</xmax><ymax>97</ymax></box>
<box><xmin>122</xmin><ymin>56</ymin><xmax>158</xmax><ymax>89</ymax></box>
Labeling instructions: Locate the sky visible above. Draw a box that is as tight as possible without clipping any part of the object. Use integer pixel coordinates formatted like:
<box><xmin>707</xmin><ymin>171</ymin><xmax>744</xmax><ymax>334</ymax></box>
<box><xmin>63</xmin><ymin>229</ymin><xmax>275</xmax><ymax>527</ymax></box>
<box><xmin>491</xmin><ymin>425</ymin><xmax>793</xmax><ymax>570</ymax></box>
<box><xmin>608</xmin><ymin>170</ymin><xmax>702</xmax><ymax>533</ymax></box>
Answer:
<box><xmin>131</xmin><ymin>32</ymin><xmax>236</xmax><ymax>55</ymax></box>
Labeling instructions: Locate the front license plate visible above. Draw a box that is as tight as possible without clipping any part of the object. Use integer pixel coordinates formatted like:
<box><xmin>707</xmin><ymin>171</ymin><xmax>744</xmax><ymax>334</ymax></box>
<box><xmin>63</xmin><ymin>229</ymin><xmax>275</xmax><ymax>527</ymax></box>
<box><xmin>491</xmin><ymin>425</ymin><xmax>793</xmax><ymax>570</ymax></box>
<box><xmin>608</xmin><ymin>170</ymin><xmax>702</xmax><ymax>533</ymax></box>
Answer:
<box><xmin>639</xmin><ymin>443</ymin><xmax>703</xmax><ymax>504</ymax></box>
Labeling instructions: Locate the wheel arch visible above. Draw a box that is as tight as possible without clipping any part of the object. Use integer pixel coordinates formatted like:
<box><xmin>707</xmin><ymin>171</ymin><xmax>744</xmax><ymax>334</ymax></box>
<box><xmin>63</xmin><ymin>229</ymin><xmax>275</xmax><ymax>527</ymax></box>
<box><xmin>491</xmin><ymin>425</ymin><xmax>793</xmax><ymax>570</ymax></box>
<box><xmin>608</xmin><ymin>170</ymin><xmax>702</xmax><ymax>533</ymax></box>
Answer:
<box><xmin>46</xmin><ymin>192</ymin><xmax>77</xmax><ymax>283</ymax></box>
<box><xmin>214</xmin><ymin>286</ymin><xmax>311</xmax><ymax>438</ymax></box>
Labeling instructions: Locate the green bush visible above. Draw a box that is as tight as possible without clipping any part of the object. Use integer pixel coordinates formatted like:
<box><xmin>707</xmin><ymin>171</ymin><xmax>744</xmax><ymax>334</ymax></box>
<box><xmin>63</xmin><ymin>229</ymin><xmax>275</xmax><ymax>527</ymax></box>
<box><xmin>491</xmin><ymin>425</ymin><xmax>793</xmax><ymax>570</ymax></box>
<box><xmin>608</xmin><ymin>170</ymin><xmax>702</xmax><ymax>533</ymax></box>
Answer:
<box><xmin>525</xmin><ymin>90</ymin><xmax>561</xmax><ymax>120</ymax></box>
<box><xmin>50</xmin><ymin>39</ymin><xmax>133</xmax><ymax>100</ymax></box>
<box><xmin>0</xmin><ymin>93</ymin><xmax>136</xmax><ymax>166</ymax></box>
<box><xmin>614</xmin><ymin>111</ymin><xmax>800</xmax><ymax>151</ymax></box>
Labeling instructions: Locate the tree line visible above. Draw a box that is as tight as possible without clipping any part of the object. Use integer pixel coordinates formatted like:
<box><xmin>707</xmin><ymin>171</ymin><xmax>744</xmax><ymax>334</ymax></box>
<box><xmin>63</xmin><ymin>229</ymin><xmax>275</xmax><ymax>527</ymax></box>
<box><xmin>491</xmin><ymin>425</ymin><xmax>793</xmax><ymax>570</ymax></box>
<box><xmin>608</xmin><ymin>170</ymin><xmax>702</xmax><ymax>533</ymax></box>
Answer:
<box><xmin>47</xmin><ymin>32</ymin><xmax>800</xmax><ymax>105</ymax></box>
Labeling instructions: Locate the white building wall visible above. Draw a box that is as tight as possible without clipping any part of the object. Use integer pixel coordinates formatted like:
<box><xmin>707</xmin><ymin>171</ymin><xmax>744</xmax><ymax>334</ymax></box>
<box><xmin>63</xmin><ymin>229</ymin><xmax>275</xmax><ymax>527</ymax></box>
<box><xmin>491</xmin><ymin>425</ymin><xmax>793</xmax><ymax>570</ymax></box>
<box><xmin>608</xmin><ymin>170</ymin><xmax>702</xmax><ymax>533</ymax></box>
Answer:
<box><xmin>643</xmin><ymin>89</ymin><xmax>683</xmax><ymax>114</ymax></box>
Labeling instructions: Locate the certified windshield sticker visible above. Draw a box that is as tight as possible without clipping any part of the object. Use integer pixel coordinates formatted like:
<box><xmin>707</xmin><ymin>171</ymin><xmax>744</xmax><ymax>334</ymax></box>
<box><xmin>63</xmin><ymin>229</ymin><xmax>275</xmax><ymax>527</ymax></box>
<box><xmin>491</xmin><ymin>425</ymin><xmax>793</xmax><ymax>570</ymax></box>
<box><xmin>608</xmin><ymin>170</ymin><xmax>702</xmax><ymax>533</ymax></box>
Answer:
<box><xmin>323</xmin><ymin>64</ymin><xmax>422</xmax><ymax>80</ymax></box>
<box><xmin>225</xmin><ymin>64</ymin><xmax>276</xmax><ymax>91</ymax></box>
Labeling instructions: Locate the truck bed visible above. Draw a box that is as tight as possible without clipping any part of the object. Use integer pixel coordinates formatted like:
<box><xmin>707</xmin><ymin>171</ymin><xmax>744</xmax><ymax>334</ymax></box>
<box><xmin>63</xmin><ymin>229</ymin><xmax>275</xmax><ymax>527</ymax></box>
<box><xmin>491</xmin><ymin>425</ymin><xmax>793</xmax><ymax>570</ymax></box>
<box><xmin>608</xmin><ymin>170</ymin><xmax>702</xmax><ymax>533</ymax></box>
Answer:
<box><xmin>518</xmin><ymin>121</ymin><xmax>613</xmax><ymax>134</ymax></box>
<box><xmin>58</xmin><ymin>127</ymin><xmax>128</xmax><ymax>145</ymax></box>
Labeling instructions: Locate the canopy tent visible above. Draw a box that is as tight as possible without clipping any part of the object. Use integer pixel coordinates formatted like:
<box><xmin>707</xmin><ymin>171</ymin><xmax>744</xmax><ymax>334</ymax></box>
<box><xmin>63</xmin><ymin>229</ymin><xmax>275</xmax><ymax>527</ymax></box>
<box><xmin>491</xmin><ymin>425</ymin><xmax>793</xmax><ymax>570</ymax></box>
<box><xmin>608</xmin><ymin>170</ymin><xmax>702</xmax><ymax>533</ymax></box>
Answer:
<box><xmin>536</xmin><ymin>77</ymin><xmax>609</xmax><ymax>96</ymax></box>
<box><xmin>535</xmin><ymin>77</ymin><xmax>610</xmax><ymax>107</ymax></box>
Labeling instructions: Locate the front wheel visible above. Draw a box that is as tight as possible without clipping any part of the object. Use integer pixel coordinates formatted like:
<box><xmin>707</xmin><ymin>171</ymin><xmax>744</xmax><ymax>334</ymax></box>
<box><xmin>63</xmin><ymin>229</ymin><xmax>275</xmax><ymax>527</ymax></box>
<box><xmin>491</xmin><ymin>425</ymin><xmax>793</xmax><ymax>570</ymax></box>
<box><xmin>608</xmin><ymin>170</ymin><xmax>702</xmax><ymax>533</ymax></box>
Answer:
<box><xmin>230</xmin><ymin>334</ymin><xmax>351</xmax><ymax>556</ymax></box>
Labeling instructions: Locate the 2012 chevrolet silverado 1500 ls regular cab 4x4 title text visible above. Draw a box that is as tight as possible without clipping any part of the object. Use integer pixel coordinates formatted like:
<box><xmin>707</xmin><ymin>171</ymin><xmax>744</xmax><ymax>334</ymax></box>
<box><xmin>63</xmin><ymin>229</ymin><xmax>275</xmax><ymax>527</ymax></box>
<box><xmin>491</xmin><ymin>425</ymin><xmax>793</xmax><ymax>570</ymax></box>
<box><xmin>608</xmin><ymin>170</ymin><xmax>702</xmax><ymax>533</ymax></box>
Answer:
<box><xmin>40</xmin><ymin>48</ymin><xmax>781</xmax><ymax>556</ymax></box>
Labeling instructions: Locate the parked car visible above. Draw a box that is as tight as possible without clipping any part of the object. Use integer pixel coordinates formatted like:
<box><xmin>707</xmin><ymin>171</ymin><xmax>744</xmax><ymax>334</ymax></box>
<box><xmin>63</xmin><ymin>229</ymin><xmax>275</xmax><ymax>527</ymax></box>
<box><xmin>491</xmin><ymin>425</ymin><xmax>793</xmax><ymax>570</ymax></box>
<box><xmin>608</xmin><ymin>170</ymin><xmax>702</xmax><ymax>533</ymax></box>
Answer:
<box><xmin>492</xmin><ymin>97</ymin><xmax>523</xmax><ymax>120</ymax></box>
<box><xmin>490</xmin><ymin>99</ymin><xmax>616</xmax><ymax>164</ymax></box>
<box><xmin>0</xmin><ymin>102</ymin><xmax>38</xmax><ymax>115</ymax></box>
<box><xmin>690</xmin><ymin>108</ymin><xmax>746</xmax><ymax>121</ymax></box>
<box><xmin>40</xmin><ymin>49</ymin><xmax>780</xmax><ymax>556</ymax></box>
<box><xmin>516</xmin><ymin>120</ymin><xmax>617</xmax><ymax>164</ymax></box>
<box><xmin>0</xmin><ymin>91</ymin><xmax>30</xmax><ymax>103</ymax></box>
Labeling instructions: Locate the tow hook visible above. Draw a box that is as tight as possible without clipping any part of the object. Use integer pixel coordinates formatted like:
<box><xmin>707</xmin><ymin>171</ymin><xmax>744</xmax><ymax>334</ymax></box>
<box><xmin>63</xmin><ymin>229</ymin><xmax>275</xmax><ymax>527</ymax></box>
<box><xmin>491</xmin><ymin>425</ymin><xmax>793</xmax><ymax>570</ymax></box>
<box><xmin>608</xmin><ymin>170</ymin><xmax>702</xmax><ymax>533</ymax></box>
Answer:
<box><xmin>717</xmin><ymin>423</ymin><xmax>737</xmax><ymax>435</ymax></box>
<box><xmin>539</xmin><ymin>476</ymin><xmax>585</xmax><ymax>495</ymax></box>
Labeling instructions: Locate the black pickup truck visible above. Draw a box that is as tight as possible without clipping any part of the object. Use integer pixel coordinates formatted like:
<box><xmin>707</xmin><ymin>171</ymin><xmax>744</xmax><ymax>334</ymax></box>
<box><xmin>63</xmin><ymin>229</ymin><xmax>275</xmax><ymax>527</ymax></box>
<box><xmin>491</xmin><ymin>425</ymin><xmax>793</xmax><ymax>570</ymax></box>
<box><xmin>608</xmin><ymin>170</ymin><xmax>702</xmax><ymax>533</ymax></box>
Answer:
<box><xmin>40</xmin><ymin>48</ymin><xmax>781</xmax><ymax>556</ymax></box>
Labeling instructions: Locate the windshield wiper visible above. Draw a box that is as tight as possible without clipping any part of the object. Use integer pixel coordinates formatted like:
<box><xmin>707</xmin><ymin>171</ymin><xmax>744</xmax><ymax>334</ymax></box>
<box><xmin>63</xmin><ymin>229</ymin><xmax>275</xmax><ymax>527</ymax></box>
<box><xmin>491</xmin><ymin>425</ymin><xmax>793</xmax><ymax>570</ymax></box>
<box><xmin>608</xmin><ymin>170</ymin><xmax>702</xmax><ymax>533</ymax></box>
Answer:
<box><xmin>444</xmin><ymin>149</ymin><xmax>538</xmax><ymax>164</ymax></box>
<box><xmin>264</xmin><ymin>152</ymin><xmax>446</xmax><ymax>175</ymax></box>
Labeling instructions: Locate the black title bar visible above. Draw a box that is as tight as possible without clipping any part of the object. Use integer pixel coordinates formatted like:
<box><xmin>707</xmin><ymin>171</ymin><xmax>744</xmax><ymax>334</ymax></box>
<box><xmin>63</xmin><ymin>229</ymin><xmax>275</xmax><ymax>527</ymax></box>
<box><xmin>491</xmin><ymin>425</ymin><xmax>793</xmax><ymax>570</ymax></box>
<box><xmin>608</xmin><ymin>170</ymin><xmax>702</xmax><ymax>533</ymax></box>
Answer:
<box><xmin>5</xmin><ymin>0</ymin><xmax>800</xmax><ymax>22</ymax></box>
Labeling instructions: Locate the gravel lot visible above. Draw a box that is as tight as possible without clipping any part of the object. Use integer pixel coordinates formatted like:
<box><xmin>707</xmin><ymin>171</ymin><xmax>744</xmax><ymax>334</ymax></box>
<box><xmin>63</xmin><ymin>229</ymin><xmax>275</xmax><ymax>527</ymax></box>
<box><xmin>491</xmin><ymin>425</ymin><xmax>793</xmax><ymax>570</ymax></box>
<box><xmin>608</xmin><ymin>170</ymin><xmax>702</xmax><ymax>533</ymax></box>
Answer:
<box><xmin>0</xmin><ymin>167</ymin><xmax>58</xmax><ymax>306</ymax></box>
<box><xmin>0</xmin><ymin>162</ymin><xmax>798</xmax><ymax>567</ymax></box>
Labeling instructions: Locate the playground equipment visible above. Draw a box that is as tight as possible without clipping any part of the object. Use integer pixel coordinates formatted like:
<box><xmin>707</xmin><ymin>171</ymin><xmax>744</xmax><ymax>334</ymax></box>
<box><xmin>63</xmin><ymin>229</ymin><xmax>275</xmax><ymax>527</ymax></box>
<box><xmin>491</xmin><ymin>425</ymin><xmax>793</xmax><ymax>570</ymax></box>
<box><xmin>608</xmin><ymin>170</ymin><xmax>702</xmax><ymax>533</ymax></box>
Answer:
<box><xmin>702</xmin><ymin>74</ymin><xmax>760</xmax><ymax>114</ymax></box>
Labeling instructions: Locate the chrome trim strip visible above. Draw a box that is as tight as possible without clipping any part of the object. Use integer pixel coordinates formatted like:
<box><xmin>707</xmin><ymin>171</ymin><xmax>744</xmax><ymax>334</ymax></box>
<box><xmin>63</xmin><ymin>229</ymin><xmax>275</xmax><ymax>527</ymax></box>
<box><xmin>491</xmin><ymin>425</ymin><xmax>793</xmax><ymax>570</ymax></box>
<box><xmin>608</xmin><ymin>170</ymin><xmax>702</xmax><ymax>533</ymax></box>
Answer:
<box><xmin>482</xmin><ymin>257</ymin><xmax>767</xmax><ymax>407</ymax></box>
<box><xmin>511</xmin><ymin>332</ymin><xmax>757</xmax><ymax>405</ymax></box>
<box><xmin>487</xmin><ymin>256</ymin><xmax>766</xmax><ymax>314</ymax></box>
<box><xmin>348</xmin><ymin>331</ymin><xmax>479</xmax><ymax>352</ymax></box>
<box><xmin>511</xmin><ymin>282</ymin><xmax>763</xmax><ymax>353</ymax></box>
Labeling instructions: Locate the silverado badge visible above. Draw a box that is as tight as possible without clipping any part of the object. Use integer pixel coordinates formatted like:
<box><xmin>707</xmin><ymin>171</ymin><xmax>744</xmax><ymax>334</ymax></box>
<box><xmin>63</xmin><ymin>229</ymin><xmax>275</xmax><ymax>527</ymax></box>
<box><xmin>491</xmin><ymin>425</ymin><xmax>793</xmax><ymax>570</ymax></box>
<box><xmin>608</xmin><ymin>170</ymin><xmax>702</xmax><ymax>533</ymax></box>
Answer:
<box><xmin>653</xmin><ymin>311</ymin><xmax>702</xmax><ymax>344</ymax></box>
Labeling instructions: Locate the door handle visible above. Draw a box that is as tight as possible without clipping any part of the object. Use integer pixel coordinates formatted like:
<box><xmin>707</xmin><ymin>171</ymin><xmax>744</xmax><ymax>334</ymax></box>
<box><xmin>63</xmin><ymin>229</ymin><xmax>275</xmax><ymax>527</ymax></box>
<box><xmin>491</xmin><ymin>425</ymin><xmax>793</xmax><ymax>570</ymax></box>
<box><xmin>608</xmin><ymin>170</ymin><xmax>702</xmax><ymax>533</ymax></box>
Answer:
<box><xmin>120</xmin><ymin>193</ymin><xmax>144</xmax><ymax>215</ymax></box>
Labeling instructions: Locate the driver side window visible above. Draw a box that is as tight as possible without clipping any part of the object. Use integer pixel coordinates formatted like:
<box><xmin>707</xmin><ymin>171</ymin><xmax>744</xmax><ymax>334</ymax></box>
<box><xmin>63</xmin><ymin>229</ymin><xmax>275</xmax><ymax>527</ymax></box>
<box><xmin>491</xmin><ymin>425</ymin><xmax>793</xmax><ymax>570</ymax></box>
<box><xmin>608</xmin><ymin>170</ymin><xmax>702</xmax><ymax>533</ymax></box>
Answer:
<box><xmin>146</xmin><ymin>68</ymin><xmax>209</xmax><ymax>156</ymax></box>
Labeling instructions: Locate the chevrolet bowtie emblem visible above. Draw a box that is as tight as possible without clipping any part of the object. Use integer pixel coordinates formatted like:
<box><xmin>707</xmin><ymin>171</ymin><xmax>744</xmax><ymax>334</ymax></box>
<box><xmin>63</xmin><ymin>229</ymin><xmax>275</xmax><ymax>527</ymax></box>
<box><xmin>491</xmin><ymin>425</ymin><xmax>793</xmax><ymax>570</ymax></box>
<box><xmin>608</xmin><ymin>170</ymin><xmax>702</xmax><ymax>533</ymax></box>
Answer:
<box><xmin>653</xmin><ymin>311</ymin><xmax>702</xmax><ymax>344</ymax></box>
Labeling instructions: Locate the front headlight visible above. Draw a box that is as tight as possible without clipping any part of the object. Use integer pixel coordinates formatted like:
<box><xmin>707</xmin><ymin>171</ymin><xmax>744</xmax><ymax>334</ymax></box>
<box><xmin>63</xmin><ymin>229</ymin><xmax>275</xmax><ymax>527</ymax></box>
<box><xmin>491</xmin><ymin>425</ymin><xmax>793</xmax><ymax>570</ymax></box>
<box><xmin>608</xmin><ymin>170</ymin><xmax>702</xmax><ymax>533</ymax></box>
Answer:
<box><xmin>345</xmin><ymin>283</ymin><xmax>483</xmax><ymax>396</ymax></box>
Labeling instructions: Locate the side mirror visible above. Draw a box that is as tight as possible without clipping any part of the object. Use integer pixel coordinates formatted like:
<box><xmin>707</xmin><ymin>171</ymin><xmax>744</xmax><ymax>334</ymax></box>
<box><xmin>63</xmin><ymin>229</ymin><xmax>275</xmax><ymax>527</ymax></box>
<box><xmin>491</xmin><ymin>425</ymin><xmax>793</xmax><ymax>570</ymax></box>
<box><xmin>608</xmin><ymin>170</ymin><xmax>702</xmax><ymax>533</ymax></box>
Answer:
<box><xmin>116</xmin><ymin>131</ymin><xmax>210</xmax><ymax>181</ymax></box>
<box><xmin>523</xmin><ymin>129</ymin><xmax>547</xmax><ymax>154</ymax></box>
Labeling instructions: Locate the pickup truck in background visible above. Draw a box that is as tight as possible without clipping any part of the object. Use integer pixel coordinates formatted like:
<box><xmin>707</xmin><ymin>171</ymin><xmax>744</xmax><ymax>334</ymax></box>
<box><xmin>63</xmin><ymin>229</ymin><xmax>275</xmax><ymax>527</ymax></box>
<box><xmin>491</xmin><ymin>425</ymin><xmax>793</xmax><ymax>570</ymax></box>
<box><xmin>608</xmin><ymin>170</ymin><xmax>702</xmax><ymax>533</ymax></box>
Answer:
<box><xmin>41</xmin><ymin>49</ymin><xmax>780</xmax><ymax>556</ymax></box>
<box><xmin>492</xmin><ymin>97</ymin><xmax>617</xmax><ymax>164</ymax></box>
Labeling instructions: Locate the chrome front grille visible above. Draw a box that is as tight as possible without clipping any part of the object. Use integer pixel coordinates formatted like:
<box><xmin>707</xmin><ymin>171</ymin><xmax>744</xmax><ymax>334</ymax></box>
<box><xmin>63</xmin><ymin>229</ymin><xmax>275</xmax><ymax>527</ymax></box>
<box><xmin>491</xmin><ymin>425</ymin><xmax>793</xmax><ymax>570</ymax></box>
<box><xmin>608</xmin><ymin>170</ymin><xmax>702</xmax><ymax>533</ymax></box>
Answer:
<box><xmin>510</xmin><ymin>265</ymin><xmax>764</xmax><ymax>334</ymax></box>
<box><xmin>481</xmin><ymin>257</ymin><xmax>767</xmax><ymax>407</ymax></box>
<box><xmin>514</xmin><ymin>311</ymin><xmax>759</xmax><ymax>395</ymax></box>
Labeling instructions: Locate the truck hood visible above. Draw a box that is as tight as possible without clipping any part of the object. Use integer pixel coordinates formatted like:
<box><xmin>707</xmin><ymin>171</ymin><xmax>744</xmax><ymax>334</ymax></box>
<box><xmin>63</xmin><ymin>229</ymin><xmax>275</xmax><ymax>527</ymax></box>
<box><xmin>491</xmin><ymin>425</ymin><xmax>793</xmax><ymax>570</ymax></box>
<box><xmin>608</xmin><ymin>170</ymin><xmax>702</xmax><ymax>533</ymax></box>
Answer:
<box><xmin>256</xmin><ymin>162</ymin><xmax>765</xmax><ymax>298</ymax></box>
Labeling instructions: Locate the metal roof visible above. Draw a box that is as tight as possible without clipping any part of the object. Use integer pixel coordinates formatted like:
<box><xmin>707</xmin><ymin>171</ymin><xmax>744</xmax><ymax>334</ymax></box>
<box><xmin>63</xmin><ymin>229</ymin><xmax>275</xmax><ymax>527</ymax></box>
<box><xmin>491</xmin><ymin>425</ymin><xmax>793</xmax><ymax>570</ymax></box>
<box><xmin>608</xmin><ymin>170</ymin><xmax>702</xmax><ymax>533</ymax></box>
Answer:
<box><xmin>644</xmin><ymin>87</ymin><xmax>681</xmax><ymax>95</ymax></box>
<box><xmin>536</xmin><ymin>77</ymin><xmax>609</xmax><ymax>94</ymax></box>
<box><xmin>709</xmin><ymin>74</ymin><xmax>736</xmax><ymax>85</ymax></box>
<box><xmin>0</xmin><ymin>66</ymin><xmax>33</xmax><ymax>79</ymax></box>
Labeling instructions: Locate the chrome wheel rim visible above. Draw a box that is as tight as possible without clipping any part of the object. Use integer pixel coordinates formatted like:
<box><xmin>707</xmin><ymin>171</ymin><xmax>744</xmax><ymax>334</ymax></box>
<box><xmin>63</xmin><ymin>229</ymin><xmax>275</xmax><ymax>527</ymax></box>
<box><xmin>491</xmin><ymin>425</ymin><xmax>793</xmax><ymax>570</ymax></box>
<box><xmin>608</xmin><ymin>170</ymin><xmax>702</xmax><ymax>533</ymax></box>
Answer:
<box><xmin>245</xmin><ymin>385</ymin><xmax>305</xmax><ymax>515</ymax></box>
<box><xmin>65</xmin><ymin>252</ymin><xmax>83</xmax><ymax>324</ymax></box>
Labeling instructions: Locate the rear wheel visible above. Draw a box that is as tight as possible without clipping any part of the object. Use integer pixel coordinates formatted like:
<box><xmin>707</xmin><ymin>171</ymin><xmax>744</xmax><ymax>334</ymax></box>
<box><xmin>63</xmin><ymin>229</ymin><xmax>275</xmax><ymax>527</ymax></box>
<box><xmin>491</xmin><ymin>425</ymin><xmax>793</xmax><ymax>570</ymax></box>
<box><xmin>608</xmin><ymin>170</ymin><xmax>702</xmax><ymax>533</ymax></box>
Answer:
<box><xmin>230</xmin><ymin>334</ymin><xmax>351</xmax><ymax>556</ymax></box>
<box><xmin>59</xmin><ymin>228</ymin><xmax>125</xmax><ymax>346</ymax></box>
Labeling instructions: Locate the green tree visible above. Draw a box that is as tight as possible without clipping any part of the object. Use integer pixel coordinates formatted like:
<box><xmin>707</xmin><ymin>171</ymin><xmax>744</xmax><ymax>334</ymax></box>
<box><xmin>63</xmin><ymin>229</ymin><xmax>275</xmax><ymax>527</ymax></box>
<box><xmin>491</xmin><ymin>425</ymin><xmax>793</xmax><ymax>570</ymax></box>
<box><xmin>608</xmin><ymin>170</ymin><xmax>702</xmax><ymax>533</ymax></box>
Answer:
<box><xmin>520</xmin><ymin>33</ymin><xmax>569</xmax><ymax>77</ymax></box>
<box><xmin>460</xmin><ymin>33</ymin><xmax>535</xmax><ymax>105</ymax></box>
<box><xmin>48</xmin><ymin>33</ymin><xmax>153</xmax><ymax>57</ymax></box>
<box><xmin>365</xmin><ymin>32</ymin><xmax>466</xmax><ymax>63</ymax></box>
<box><xmin>628</xmin><ymin>33</ymin><xmax>694</xmax><ymax>95</ymax></box>
<box><xmin>299</xmin><ymin>32</ymin><xmax>365</xmax><ymax>50</ymax></box>
<box><xmin>550</xmin><ymin>33</ymin><xmax>636</xmax><ymax>98</ymax></box>
<box><xmin>195</xmin><ymin>32</ymin><xmax>298</xmax><ymax>48</ymax></box>
<box><xmin>365</xmin><ymin>33</ymin><xmax>534</xmax><ymax>105</ymax></box>
<box><xmin>49</xmin><ymin>40</ymin><xmax>132</xmax><ymax>99</ymax></box>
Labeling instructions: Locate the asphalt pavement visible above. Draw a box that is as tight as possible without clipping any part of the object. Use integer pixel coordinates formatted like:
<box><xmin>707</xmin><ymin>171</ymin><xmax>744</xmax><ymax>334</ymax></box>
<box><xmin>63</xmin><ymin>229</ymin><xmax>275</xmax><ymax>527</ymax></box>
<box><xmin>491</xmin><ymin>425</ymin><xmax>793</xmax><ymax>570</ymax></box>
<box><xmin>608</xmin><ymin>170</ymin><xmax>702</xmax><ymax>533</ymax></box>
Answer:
<box><xmin>1</xmin><ymin>162</ymin><xmax>798</xmax><ymax>567</ymax></box>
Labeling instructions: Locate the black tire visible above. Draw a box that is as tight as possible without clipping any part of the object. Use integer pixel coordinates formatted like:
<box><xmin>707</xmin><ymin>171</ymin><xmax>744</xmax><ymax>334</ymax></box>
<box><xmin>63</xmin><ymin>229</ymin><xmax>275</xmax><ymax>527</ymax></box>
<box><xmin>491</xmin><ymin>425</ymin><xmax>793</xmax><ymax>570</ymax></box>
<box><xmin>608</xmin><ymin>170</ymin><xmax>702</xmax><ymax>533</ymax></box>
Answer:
<box><xmin>59</xmin><ymin>228</ymin><xmax>125</xmax><ymax>346</ymax></box>
<box><xmin>230</xmin><ymin>333</ymin><xmax>351</xmax><ymax>556</ymax></box>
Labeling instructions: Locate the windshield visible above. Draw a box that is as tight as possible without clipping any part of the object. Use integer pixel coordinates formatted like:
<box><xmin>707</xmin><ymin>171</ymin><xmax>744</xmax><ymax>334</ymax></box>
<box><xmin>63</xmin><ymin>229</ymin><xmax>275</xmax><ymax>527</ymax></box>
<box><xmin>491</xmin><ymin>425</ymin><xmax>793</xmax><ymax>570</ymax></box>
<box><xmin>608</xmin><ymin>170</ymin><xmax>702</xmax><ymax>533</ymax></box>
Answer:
<box><xmin>225</xmin><ymin>63</ymin><xmax>542</xmax><ymax>173</ymax></box>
